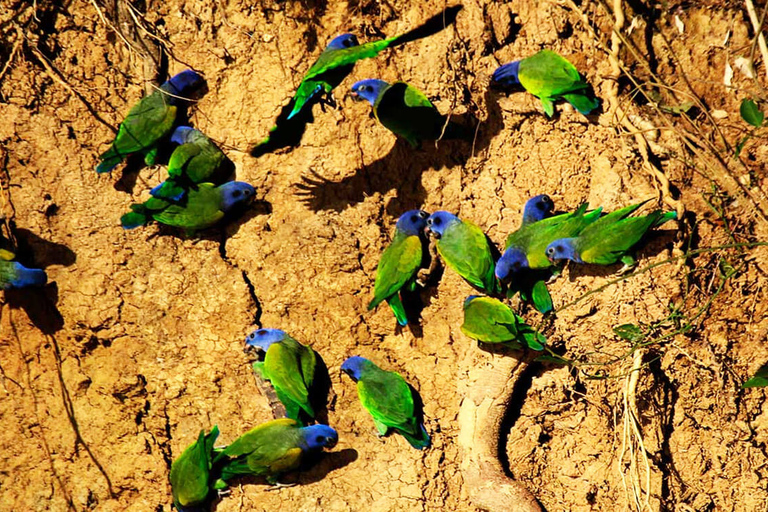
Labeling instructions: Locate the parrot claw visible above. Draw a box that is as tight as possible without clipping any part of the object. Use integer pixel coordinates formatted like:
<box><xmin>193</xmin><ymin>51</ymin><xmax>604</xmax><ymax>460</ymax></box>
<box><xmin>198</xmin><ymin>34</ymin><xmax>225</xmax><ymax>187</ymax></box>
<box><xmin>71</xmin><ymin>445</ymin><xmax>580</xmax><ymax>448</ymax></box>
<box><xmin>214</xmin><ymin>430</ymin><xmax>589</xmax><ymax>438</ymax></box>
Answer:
<box><xmin>416</xmin><ymin>268</ymin><xmax>431</xmax><ymax>286</ymax></box>
<box><xmin>266</xmin><ymin>481</ymin><xmax>297</xmax><ymax>491</ymax></box>
<box><xmin>217</xmin><ymin>488</ymin><xmax>232</xmax><ymax>498</ymax></box>
<box><xmin>617</xmin><ymin>263</ymin><xmax>635</xmax><ymax>275</ymax></box>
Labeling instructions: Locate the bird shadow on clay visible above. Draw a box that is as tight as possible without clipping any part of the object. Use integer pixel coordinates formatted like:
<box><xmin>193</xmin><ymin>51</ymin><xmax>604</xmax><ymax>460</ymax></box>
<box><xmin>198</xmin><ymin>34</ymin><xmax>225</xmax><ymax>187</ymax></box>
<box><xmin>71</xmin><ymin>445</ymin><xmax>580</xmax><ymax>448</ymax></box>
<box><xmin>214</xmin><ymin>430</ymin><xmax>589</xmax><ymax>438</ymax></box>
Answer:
<box><xmin>4</xmin><ymin>227</ymin><xmax>76</xmax><ymax>335</ymax></box>
<box><xmin>294</xmin><ymin>86</ymin><xmax>506</xmax><ymax>216</ymax></box>
<box><xmin>210</xmin><ymin>448</ymin><xmax>359</xmax><ymax>500</ymax></box>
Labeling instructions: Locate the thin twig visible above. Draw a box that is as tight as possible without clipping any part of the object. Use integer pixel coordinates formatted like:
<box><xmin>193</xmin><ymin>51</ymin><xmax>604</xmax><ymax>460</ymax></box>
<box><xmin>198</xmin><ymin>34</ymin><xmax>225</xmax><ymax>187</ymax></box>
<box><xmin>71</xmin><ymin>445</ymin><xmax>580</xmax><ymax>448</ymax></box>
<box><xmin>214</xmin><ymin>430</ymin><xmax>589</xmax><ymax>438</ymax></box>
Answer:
<box><xmin>745</xmin><ymin>0</ymin><xmax>768</xmax><ymax>81</ymax></box>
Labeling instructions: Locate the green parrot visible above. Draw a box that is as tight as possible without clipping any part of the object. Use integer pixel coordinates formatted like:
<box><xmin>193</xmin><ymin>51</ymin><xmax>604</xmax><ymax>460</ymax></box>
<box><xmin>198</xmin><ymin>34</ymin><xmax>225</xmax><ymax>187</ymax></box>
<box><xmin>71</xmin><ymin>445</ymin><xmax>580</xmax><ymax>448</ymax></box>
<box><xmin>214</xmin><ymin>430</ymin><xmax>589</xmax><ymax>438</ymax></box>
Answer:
<box><xmin>212</xmin><ymin>419</ymin><xmax>338</xmax><ymax>487</ymax></box>
<box><xmin>426</xmin><ymin>211</ymin><xmax>499</xmax><ymax>294</ymax></box>
<box><xmin>169</xmin><ymin>425</ymin><xmax>219</xmax><ymax>511</ymax></box>
<box><xmin>545</xmin><ymin>200</ymin><xmax>677</xmax><ymax>267</ymax></box>
<box><xmin>120</xmin><ymin>181</ymin><xmax>254</xmax><ymax>234</ymax></box>
<box><xmin>341</xmin><ymin>356</ymin><xmax>430</xmax><ymax>450</ymax></box>
<box><xmin>96</xmin><ymin>70</ymin><xmax>207</xmax><ymax>173</ymax></box>
<box><xmin>244</xmin><ymin>328</ymin><xmax>317</xmax><ymax>423</ymax></box>
<box><xmin>368</xmin><ymin>209</ymin><xmax>429</xmax><ymax>326</ymax></box>
<box><xmin>492</xmin><ymin>50</ymin><xmax>599</xmax><ymax>117</ymax></box>
<box><xmin>461</xmin><ymin>295</ymin><xmax>545</xmax><ymax>351</ymax></box>
<box><xmin>150</xmin><ymin>126</ymin><xmax>233</xmax><ymax>202</ymax></box>
<box><xmin>351</xmin><ymin>79</ymin><xmax>470</xmax><ymax>147</ymax></box>
<box><xmin>496</xmin><ymin>202</ymin><xmax>602</xmax><ymax>278</ymax></box>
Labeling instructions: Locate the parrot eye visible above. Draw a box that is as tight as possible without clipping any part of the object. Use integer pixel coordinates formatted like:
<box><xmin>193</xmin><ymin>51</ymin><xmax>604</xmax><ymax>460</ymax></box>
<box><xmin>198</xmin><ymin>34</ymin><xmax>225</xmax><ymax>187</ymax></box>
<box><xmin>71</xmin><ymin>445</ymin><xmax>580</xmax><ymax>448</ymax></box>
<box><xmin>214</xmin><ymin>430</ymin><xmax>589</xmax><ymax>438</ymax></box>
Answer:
<box><xmin>343</xmin><ymin>39</ymin><xmax>353</xmax><ymax>47</ymax></box>
<box><xmin>547</xmin><ymin>247</ymin><xmax>555</xmax><ymax>256</ymax></box>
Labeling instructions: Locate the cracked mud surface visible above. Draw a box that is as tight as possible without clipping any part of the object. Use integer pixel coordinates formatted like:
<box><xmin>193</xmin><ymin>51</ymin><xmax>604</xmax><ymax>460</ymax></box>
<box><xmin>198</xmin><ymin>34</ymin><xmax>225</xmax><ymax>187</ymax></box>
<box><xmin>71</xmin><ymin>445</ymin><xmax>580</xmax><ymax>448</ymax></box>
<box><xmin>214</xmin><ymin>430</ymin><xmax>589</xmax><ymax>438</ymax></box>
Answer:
<box><xmin>2</xmin><ymin>0</ymin><xmax>768</xmax><ymax>511</ymax></box>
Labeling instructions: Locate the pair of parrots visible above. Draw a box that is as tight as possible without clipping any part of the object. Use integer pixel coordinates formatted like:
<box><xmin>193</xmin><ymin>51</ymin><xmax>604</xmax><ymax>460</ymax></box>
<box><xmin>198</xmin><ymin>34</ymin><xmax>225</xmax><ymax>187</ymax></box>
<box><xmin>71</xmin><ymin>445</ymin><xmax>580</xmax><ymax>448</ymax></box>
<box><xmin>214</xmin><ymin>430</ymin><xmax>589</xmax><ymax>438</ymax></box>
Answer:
<box><xmin>244</xmin><ymin>328</ymin><xmax>429</xmax><ymax>449</ymax></box>
<box><xmin>95</xmin><ymin>70</ymin><xmax>255</xmax><ymax>234</ymax></box>
<box><xmin>169</xmin><ymin>420</ymin><xmax>337</xmax><ymax>511</ymax></box>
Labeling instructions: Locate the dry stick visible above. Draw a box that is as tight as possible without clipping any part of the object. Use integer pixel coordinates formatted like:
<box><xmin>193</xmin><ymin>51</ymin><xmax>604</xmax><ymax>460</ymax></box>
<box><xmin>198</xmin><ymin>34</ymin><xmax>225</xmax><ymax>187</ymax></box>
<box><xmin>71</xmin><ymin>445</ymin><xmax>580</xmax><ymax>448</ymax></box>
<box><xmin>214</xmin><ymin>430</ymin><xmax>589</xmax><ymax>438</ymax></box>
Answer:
<box><xmin>745</xmin><ymin>0</ymin><xmax>768</xmax><ymax>81</ymax></box>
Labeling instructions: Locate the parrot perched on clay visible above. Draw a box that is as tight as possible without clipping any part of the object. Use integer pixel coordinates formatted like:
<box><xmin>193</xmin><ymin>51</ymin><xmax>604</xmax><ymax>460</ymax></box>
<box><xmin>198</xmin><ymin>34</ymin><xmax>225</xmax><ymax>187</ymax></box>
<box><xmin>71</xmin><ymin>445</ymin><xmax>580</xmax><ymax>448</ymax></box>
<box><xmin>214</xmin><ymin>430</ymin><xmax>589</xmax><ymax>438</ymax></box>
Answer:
<box><xmin>492</xmin><ymin>50</ymin><xmax>599</xmax><ymax>117</ymax></box>
<box><xmin>169</xmin><ymin>425</ymin><xmax>219</xmax><ymax>511</ymax></box>
<box><xmin>426</xmin><ymin>211</ymin><xmax>499</xmax><ymax>294</ymax></box>
<box><xmin>120</xmin><ymin>181</ymin><xmax>254</xmax><ymax>234</ymax></box>
<box><xmin>496</xmin><ymin>202</ymin><xmax>602</xmax><ymax>280</ymax></box>
<box><xmin>212</xmin><ymin>419</ymin><xmax>337</xmax><ymax>487</ymax></box>
<box><xmin>150</xmin><ymin>127</ymin><xmax>233</xmax><ymax>202</ymax></box>
<box><xmin>244</xmin><ymin>328</ymin><xmax>317</xmax><ymax>423</ymax></box>
<box><xmin>341</xmin><ymin>356</ymin><xmax>430</xmax><ymax>450</ymax></box>
<box><xmin>96</xmin><ymin>70</ymin><xmax>207</xmax><ymax>174</ymax></box>
<box><xmin>351</xmin><ymin>79</ymin><xmax>470</xmax><ymax>147</ymax></box>
<box><xmin>545</xmin><ymin>200</ymin><xmax>677</xmax><ymax>268</ymax></box>
<box><xmin>368</xmin><ymin>209</ymin><xmax>430</xmax><ymax>326</ymax></box>
<box><xmin>461</xmin><ymin>295</ymin><xmax>546</xmax><ymax>351</ymax></box>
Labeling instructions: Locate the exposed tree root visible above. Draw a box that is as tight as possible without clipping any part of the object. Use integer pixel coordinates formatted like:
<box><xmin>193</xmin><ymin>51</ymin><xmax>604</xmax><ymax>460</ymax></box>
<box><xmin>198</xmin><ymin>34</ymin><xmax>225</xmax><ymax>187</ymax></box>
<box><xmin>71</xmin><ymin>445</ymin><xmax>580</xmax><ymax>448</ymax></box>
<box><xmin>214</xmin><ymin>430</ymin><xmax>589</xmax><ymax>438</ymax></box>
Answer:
<box><xmin>458</xmin><ymin>349</ymin><xmax>541</xmax><ymax>512</ymax></box>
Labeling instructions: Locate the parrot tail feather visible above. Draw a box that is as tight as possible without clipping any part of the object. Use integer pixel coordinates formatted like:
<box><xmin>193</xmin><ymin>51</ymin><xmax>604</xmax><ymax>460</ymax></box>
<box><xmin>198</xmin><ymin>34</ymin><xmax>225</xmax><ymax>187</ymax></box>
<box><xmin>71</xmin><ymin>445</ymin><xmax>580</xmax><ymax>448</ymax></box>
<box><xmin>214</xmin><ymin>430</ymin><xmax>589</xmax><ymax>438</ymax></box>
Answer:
<box><xmin>386</xmin><ymin>293</ymin><xmax>408</xmax><ymax>326</ymax></box>
<box><xmin>121</xmin><ymin>211</ymin><xmax>150</xmax><ymax>230</ymax></box>
<box><xmin>400</xmin><ymin>424</ymin><xmax>431</xmax><ymax>450</ymax></box>
<box><xmin>150</xmin><ymin>180</ymin><xmax>187</xmax><ymax>202</ymax></box>
<box><xmin>96</xmin><ymin>154</ymin><xmax>122</xmax><ymax>174</ymax></box>
<box><xmin>562</xmin><ymin>92</ymin><xmax>600</xmax><ymax>115</ymax></box>
<box><xmin>653</xmin><ymin>211</ymin><xmax>678</xmax><ymax>227</ymax></box>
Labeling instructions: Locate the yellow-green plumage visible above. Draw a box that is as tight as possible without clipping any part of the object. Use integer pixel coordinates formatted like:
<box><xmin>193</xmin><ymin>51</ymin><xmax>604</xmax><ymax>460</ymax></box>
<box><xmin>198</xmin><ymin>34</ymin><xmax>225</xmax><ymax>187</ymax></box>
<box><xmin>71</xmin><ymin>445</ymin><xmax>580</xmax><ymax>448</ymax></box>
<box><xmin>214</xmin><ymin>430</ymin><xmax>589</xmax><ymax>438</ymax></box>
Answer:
<box><xmin>437</xmin><ymin>219</ymin><xmax>499</xmax><ymax>293</ymax></box>
<box><xmin>170</xmin><ymin>426</ymin><xmax>219</xmax><ymax>510</ymax></box>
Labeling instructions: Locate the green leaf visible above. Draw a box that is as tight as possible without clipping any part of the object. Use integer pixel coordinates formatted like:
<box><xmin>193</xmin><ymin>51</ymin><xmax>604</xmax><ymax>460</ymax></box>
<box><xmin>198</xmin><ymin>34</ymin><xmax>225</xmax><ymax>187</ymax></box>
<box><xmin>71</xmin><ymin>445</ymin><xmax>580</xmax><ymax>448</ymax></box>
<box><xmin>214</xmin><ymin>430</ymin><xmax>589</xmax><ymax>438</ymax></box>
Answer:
<box><xmin>740</xmin><ymin>98</ymin><xmax>764</xmax><ymax>128</ymax></box>
<box><xmin>735</xmin><ymin>135</ymin><xmax>749</xmax><ymax>157</ymax></box>
<box><xmin>613</xmin><ymin>324</ymin><xmax>644</xmax><ymax>342</ymax></box>
<box><xmin>742</xmin><ymin>362</ymin><xmax>768</xmax><ymax>388</ymax></box>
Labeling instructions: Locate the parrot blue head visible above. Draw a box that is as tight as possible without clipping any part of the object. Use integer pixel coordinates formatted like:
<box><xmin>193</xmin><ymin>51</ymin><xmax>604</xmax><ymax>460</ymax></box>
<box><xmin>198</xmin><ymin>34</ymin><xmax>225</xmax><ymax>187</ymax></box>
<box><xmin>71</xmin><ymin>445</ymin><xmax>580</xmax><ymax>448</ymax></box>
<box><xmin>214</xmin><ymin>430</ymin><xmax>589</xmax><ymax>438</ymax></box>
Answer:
<box><xmin>426</xmin><ymin>211</ymin><xmax>460</xmax><ymax>237</ymax></box>
<box><xmin>351</xmin><ymin>79</ymin><xmax>390</xmax><ymax>106</ymax></box>
<box><xmin>341</xmin><ymin>356</ymin><xmax>375</xmax><ymax>382</ymax></box>
<box><xmin>163</xmin><ymin>70</ymin><xmax>207</xmax><ymax>103</ymax></box>
<box><xmin>463</xmin><ymin>295</ymin><xmax>481</xmax><ymax>308</ymax></box>
<box><xmin>170</xmin><ymin>126</ymin><xmax>196</xmax><ymax>145</ymax></box>
<box><xmin>495</xmin><ymin>247</ymin><xmax>529</xmax><ymax>281</ymax></box>
<box><xmin>298</xmin><ymin>424</ymin><xmax>338</xmax><ymax>450</ymax></box>
<box><xmin>395</xmin><ymin>210</ymin><xmax>430</xmax><ymax>237</ymax></box>
<box><xmin>244</xmin><ymin>328</ymin><xmax>287</xmax><ymax>352</ymax></box>
<box><xmin>546</xmin><ymin>238</ymin><xmax>580</xmax><ymax>263</ymax></box>
<box><xmin>326</xmin><ymin>33</ymin><xmax>359</xmax><ymax>51</ymax></box>
<box><xmin>219</xmin><ymin>182</ymin><xmax>255</xmax><ymax>212</ymax></box>
<box><xmin>492</xmin><ymin>60</ymin><xmax>521</xmax><ymax>87</ymax></box>
<box><xmin>522</xmin><ymin>194</ymin><xmax>554</xmax><ymax>224</ymax></box>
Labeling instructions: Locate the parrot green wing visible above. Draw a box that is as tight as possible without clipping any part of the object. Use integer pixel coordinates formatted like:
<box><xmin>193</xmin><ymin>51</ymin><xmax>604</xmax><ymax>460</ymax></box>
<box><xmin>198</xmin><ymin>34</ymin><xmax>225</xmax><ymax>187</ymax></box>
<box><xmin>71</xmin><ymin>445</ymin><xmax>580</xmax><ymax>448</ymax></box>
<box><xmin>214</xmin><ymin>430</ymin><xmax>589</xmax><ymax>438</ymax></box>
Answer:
<box><xmin>152</xmin><ymin>183</ymin><xmax>224</xmax><ymax>231</ymax></box>
<box><xmin>216</xmin><ymin>419</ymin><xmax>304</xmax><ymax>483</ymax></box>
<box><xmin>374</xmin><ymin>82</ymin><xmax>446</xmax><ymax>147</ymax></box>
<box><xmin>170</xmin><ymin>426</ymin><xmax>219</xmax><ymax>508</ymax></box>
<box><xmin>304</xmin><ymin>37</ymin><xmax>399</xmax><ymax>82</ymax></box>
<box><xmin>437</xmin><ymin>220</ymin><xmax>497</xmax><ymax>292</ymax></box>
<box><xmin>288</xmin><ymin>37</ymin><xmax>400</xmax><ymax>119</ymax></box>
<box><xmin>369</xmin><ymin>232</ymin><xmax>422</xmax><ymax>310</ymax></box>
<box><xmin>166</xmin><ymin>142</ymin><xmax>204</xmax><ymax>180</ymax></box>
<box><xmin>506</xmin><ymin>203</ymin><xmax>601</xmax><ymax>269</ymax></box>
<box><xmin>461</xmin><ymin>297</ymin><xmax>519</xmax><ymax>343</ymax></box>
<box><xmin>98</xmin><ymin>91</ymin><xmax>177</xmax><ymax>172</ymax></box>
<box><xmin>264</xmin><ymin>337</ymin><xmax>316</xmax><ymax>420</ymax></box>
<box><xmin>358</xmin><ymin>368</ymin><xmax>415</xmax><ymax>431</ymax></box>
<box><xmin>215</xmin><ymin>419</ymin><xmax>298</xmax><ymax>461</ymax></box>
<box><xmin>518</xmin><ymin>50</ymin><xmax>588</xmax><ymax>99</ymax></box>
<box><xmin>577</xmin><ymin>211</ymin><xmax>665</xmax><ymax>265</ymax></box>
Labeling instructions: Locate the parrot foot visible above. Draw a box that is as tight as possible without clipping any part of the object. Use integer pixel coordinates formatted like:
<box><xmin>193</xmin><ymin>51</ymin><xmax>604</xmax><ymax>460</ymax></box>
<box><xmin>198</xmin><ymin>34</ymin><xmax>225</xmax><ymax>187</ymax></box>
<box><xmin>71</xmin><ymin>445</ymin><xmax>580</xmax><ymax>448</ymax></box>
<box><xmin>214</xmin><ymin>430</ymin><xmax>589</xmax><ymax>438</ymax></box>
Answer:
<box><xmin>216</xmin><ymin>488</ymin><xmax>231</xmax><ymax>498</ymax></box>
<box><xmin>265</xmin><ymin>481</ymin><xmax>297</xmax><ymax>491</ymax></box>
<box><xmin>416</xmin><ymin>268</ymin><xmax>431</xmax><ymax>286</ymax></box>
